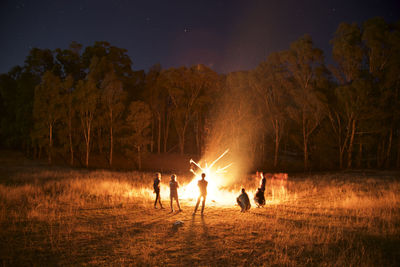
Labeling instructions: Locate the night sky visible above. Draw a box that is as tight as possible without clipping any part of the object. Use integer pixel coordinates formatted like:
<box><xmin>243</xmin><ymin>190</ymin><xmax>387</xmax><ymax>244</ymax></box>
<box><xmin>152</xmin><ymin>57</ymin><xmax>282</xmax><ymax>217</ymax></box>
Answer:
<box><xmin>1</xmin><ymin>0</ymin><xmax>399</xmax><ymax>74</ymax></box>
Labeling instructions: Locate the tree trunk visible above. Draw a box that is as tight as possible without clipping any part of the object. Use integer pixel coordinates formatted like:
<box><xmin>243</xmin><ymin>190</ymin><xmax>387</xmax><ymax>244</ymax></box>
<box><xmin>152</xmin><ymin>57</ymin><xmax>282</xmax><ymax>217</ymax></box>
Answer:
<box><xmin>150</xmin><ymin>118</ymin><xmax>154</xmax><ymax>153</ymax></box>
<box><xmin>48</xmin><ymin>123</ymin><xmax>53</xmax><ymax>164</ymax></box>
<box><xmin>347</xmin><ymin>119</ymin><xmax>356</xmax><ymax>169</ymax></box>
<box><xmin>98</xmin><ymin>128</ymin><xmax>103</xmax><ymax>154</ymax></box>
<box><xmin>85</xmin><ymin>122</ymin><xmax>91</xmax><ymax>168</ymax></box>
<box><xmin>385</xmin><ymin>128</ymin><xmax>393</xmax><ymax>168</ymax></box>
<box><xmin>86</xmin><ymin>139</ymin><xmax>90</xmax><ymax>168</ymax></box>
<box><xmin>274</xmin><ymin>120</ymin><xmax>280</xmax><ymax>168</ymax></box>
<box><xmin>137</xmin><ymin>145</ymin><xmax>141</xmax><ymax>170</ymax></box>
<box><xmin>179</xmin><ymin>134</ymin><xmax>185</xmax><ymax>155</ymax></box>
<box><xmin>339</xmin><ymin>146</ymin><xmax>345</xmax><ymax>169</ymax></box>
<box><xmin>357</xmin><ymin>142</ymin><xmax>362</xmax><ymax>168</ymax></box>
<box><xmin>179</xmin><ymin>121</ymin><xmax>189</xmax><ymax>155</ymax></box>
<box><xmin>157</xmin><ymin>114</ymin><xmax>161</xmax><ymax>154</ymax></box>
<box><xmin>195</xmin><ymin>114</ymin><xmax>200</xmax><ymax>155</ymax></box>
<box><xmin>68</xmin><ymin>118</ymin><xmax>74</xmax><ymax>166</ymax></box>
<box><xmin>109</xmin><ymin>124</ymin><xmax>113</xmax><ymax>167</ymax></box>
<box><xmin>304</xmin><ymin>137</ymin><xmax>308</xmax><ymax>171</ymax></box>
<box><xmin>163</xmin><ymin>113</ymin><xmax>170</xmax><ymax>153</ymax></box>
<box><xmin>302</xmin><ymin>115</ymin><xmax>309</xmax><ymax>171</ymax></box>
<box><xmin>33</xmin><ymin>144</ymin><xmax>37</xmax><ymax>159</ymax></box>
<box><xmin>397</xmin><ymin>135</ymin><xmax>400</xmax><ymax>168</ymax></box>
<box><xmin>261</xmin><ymin>132</ymin><xmax>265</xmax><ymax>166</ymax></box>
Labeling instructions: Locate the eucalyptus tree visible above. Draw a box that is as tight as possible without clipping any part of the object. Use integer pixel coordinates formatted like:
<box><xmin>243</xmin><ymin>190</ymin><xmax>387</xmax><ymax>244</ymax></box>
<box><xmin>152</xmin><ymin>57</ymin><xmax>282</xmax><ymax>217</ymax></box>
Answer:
<box><xmin>329</xmin><ymin>22</ymin><xmax>364</xmax><ymax>168</ymax></box>
<box><xmin>75</xmin><ymin>62</ymin><xmax>99</xmax><ymax>167</ymax></box>
<box><xmin>163</xmin><ymin>65</ymin><xmax>218</xmax><ymax>154</ymax></box>
<box><xmin>33</xmin><ymin>71</ymin><xmax>63</xmax><ymax>164</ymax></box>
<box><xmin>143</xmin><ymin>64</ymin><xmax>164</xmax><ymax>154</ymax></box>
<box><xmin>123</xmin><ymin>101</ymin><xmax>152</xmax><ymax>170</ymax></box>
<box><xmin>284</xmin><ymin>35</ymin><xmax>326</xmax><ymax>170</ymax></box>
<box><xmin>59</xmin><ymin>75</ymin><xmax>76</xmax><ymax>165</ymax></box>
<box><xmin>100</xmin><ymin>70</ymin><xmax>125</xmax><ymax>166</ymax></box>
<box><xmin>362</xmin><ymin>17</ymin><xmax>400</xmax><ymax>167</ymax></box>
<box><xmin>82</xmin><ymin>42</ymin><xmax>135</xmax><ymax>161</ymax></box>
<box><xmin>189</xmin><ymin>64</ymin><xmax>221</xmax><ymax>154</ymax></box>
<box><xmin>251</xmin><ymin>52</ymin><xmax>289</xmax><ymax>168</ymax></box>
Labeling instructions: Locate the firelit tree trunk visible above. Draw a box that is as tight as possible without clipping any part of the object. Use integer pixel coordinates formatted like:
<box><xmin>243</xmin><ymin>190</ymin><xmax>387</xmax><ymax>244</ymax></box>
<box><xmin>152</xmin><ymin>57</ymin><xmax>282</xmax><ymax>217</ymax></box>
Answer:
<box><xmin>68</xmin><ymin>116</ymin><xmax>74</xmax><ymax>166</ymax></box>
<box><xmin>163</xmin><ymin>112</ymin><xmax>171</xmax><ymax>153</ymax></box>
<box><xmin>108</xmin><ymin>108</ymin><xmax>113</xmax><ymax>167</ymax></box>
<box><xmin>48</xmin><ymin>123</ymin><xmax>53</xmax><ymax>164</ymax></box>
<box><xmin>137</xmin><ymin>145</ymin><xmax>142</xmax><ymax>170</ymax></box>
<box><xmin>303</xmin><ymin>131</ymin><xmax>309</xmax><ymax>171</ymax></box>
<box><xmin>357</xmin><ymin>142</ymin><xmax>363</xmax><ymax>168</ymax></box>
<box><xmin>85</xmin><ymin>131</ymin><xmax>90</xmax><ymax>168</ymax></box>
<box><xmin>150</xmin><ymin>118</ymin><xmax>154</xmax><ymax>153</ymax></box>
<box><xmin>81</xmin><ymin>115</ymin><xmax>92</xmax><ymax>168</ymax></box>
<box><xmin>397</xmin><ymin>136</ymin><xmax>400</xmax><ymax>168</ymax></box>
<box><xmin>339</xmin><ymin>144</ymin><xmax>345</xmax><ymax>169</ymax></box>
<box><xmin>109</xmin><ymin>123</ymin><xmax>113</xmax><ymax>167</ymax></box>
<box><xmin>385</xmin><ymin>128</ymin><xmax>393</xmax><ymax>168</ymax></box>
<box><xmin>195</xmin><ymin>113</ymin><xmax>201</xmax><ymax>155</ymax></box>
<box><xmin>347</xmin><ymin>119</ymin><xmax>356</xmax><ymax>169</ymax></box>
<box><xmin>302</xmin><ymin>114</ymin><xmax>309</xmax><ymax>171</ymax></box>
<box><xmin>178</xmin><ymin>131</ymin><xmax>185</xmax><ymax>155</ymax></box>
<box><xmin>377</xmin><ymin>141</ymin><xmax>384</xmax><ymax>168</ymax></box>
<box><xmin>274</xmin><ymin>120</ymin><xmax>280</xmax><ymax>169</ymax></box>
<box><xmin>157</xmin><ymin>114</ymin><xmax>161</xmax><ymax>154</ymax></box>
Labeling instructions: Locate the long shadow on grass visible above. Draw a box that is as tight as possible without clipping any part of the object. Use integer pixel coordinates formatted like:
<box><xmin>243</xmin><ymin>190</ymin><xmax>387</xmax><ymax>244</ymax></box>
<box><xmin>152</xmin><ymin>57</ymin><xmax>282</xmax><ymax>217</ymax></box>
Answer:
<box><xmin>177</xmin><ymin>212</ymin><xmax>228</xmax><ymax>265</ymax></box>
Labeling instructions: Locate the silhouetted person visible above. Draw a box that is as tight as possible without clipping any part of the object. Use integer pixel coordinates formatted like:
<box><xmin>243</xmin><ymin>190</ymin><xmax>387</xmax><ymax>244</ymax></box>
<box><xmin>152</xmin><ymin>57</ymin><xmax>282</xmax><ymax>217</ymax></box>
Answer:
<box><xmin>193</xmin><ymin>173</ymin><xmax>208</xmax><ymax>215</ymax></box>
<box><xmin>254</xmin><ymin>187</ymin><xmax>265</xmax><ymax>207</ymax></box>
<box><xmin>153</xmin><ymin>172</ymin><xmax>164</xmax><ymax>209</ymax></box>
<box><xmin>259</xmin><ymin>172</ymin><xmax>266</xmax><ymax>192</ymax></box>
<box><xmin>237</xmin><ymin>188</ymin><xmax>251</xmax><ymax>212</ymax></box>
<box><xmin>169</xmin><ymin>174</ymin><xmax>182</xmax><ymax>212</ymax></box>
<box><xmin>254</xmin><ymin>171</ymin><xmax>266</xmax><ymax>207</ymax></box>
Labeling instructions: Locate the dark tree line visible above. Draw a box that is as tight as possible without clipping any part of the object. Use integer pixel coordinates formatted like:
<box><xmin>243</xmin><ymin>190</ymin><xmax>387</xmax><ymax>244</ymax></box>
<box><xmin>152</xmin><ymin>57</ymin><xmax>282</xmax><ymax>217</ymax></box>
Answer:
<box><xmin>1</xmin><ymin>18</ymin><xmax>399</xmax><ymax>171</ymax></box>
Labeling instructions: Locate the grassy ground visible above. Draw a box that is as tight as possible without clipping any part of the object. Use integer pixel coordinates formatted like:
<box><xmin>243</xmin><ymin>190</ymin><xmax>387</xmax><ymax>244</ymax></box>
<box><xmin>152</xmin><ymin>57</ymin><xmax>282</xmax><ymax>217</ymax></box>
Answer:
<box><xmin>1</xmin><ymin>152</ymin><xmax>399</xmax><ymax>266</ymax></box>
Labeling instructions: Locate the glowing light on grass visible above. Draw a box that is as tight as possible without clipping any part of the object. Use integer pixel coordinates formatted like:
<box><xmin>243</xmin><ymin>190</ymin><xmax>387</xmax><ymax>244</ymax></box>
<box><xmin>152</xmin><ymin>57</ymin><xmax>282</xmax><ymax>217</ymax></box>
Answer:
<box><xmin>181</xmin><ymin>149</ymin><xmax>237</xmax><ymax>205</ymax></box>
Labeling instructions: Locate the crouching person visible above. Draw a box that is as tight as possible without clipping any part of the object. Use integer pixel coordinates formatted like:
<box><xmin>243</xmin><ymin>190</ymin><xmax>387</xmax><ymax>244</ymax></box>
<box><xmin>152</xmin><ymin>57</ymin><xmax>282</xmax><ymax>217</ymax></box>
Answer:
<box><xmin>237</xmin><ymin>188</ymin><xmax>251</xmax><ymax>212</ymax></box>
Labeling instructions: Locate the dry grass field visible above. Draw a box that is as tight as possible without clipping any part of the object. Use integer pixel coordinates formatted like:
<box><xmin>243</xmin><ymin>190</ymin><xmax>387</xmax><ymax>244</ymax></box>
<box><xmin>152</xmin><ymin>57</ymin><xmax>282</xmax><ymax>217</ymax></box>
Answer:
<box><xmin>1</xmin><ymin>152</ymin><xmax>399</xmax><ymax>266</ymax></box>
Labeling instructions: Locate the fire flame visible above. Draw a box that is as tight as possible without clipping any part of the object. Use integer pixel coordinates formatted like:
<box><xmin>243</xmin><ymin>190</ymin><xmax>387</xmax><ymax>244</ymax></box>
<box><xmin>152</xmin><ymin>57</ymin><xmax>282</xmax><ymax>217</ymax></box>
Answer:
<box><xmin>181</xmin><ymin>149</ymin><xmax>237</xmax><ymax>205</ymax></box>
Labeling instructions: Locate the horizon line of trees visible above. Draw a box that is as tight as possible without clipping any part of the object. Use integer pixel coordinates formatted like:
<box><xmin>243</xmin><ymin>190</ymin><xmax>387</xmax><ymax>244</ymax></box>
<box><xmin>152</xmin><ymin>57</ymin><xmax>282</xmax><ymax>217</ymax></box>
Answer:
<box><xmin>0</xmin><ymin>17</ymin><xmax>399</xmax><ymax>171</ymax></box>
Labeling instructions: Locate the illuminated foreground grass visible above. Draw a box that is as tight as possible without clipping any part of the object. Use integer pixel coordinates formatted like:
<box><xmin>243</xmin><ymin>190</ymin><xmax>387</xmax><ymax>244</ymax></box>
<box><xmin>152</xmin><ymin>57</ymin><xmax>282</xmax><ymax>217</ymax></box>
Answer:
<box><xmin>0</xmin><ymin>165</ymin><xmax>399</xmax><ymax>266</ymax></box>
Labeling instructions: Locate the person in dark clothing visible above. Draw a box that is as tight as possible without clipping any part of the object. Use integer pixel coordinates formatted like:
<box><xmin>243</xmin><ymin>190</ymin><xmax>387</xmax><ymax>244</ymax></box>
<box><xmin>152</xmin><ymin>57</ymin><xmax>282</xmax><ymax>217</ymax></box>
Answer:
<box><xmin>193</xmin><ymin>173</ymin><xmax>208</xmax><ymax>215</ymax></box>
<box><xmin>153</xmin><ymin>172</ymin><xmax>164</xmax><ymax>209</ymax></box>
<box><xmin>259</xmin><ymin>171</ymin><xmax>266</xmax><ymax>192</ymax></box>
<box><xmin>254</xmin><ymin>171</ymin><xmax>266</xmax><ymax>207</ymax></box>
<box><xmin>237</xmin><ymin>188</ymin><xmax>251</xmax><ymax>212</ymax></box>
<box><xmin>169</xmin><ymin>174</ymin><xmax>182</xmax><ymax>212</ymax></box>
<box><xmin>254</xmin><ymin>187</ymin><xmax>266</xmax><ymax>207</ymax></box>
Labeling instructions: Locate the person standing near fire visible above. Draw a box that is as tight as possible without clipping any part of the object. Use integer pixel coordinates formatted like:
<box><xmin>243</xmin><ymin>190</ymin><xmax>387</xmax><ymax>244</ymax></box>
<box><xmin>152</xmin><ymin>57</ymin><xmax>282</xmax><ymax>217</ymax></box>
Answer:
<box><xmin>193</xmin><ymin>173</ymin><xmax>208</xmax><ymax>215</ymax></box>
<box><xmin>169</xmin><ymin>174</ymin><xmax>182</xmax><ymax>212</ymax></box>
<box><xmin>259</xmin><ymin>171</ymin><xmax>266</xmax><ymax>192</ymax></box>
<box><xmin>254</xmin><ymin>171</ymin><xmax>266</xmax><ymax>207</ymax></box>
<box><xmin>153</xmin><ymin>172</ymin><xmax>164</xmax><ymax>209</ymax></box>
